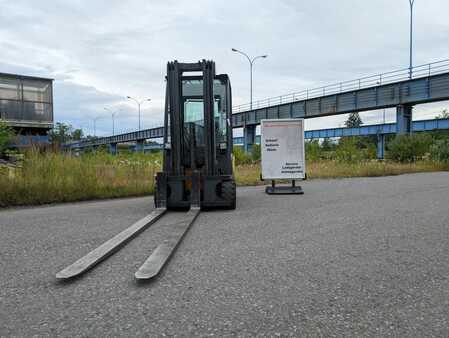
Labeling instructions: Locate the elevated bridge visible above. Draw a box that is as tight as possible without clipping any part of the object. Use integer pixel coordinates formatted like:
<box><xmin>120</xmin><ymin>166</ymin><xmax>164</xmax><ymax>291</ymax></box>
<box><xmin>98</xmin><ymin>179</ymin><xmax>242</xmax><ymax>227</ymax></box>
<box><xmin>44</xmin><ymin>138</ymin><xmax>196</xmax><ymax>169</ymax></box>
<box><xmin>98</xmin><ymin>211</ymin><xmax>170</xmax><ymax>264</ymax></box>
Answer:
<box><xmin>68</xmin><ymin>118</ymin><xmax>449</xmax><ymax>159</ymax></box>
<box><xmin>234</xmin><ymin>59</ymin><xmax>449</xmax><ymax>151</ymax></box>
<box><xmin>67</xmin><ymin>59</ymin><xmax>449</xmax><ymax>158</ymax></box>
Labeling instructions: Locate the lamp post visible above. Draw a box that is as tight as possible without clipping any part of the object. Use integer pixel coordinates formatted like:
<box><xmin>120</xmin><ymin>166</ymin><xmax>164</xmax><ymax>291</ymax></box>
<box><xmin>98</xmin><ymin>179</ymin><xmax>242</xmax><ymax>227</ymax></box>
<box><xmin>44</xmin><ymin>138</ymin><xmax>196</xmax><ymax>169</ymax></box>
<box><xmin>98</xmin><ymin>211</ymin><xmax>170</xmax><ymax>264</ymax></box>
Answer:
<box><xmin>408</xmin><ymin>0</ymin><xmax>415</xmax><ymax>79</ymax></box>
<box><xmin>127</xmin><ymin>96</ymin><xmax>151</xmax><ymax>131</ymax></box>
<box><xmin>104</xmin><ymin>107</ymin><xmax>120</xmax><ymax>135</ymax></box>
<box><xmin>93</xmin><ymin>116</ymin><xmax>102</xmax><ymax>137</ymax></box>
<box><xmin>231</xmin><ymin>48</ymin><xmax>267</xmax><ymax>110</ymax></box>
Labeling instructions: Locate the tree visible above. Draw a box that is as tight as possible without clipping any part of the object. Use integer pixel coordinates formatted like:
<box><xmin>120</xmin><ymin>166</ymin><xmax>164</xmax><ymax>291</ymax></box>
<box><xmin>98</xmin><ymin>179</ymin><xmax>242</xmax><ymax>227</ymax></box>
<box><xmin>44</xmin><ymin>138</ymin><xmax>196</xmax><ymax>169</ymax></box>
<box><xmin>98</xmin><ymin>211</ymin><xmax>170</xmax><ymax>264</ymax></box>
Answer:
<box><xmin>345</xmin><ymin>112</ymin><xmax>363</xmax><ymax>128</ymax></box>
<box><xmin>72</xmin><ymin>128</ymin><xmax>83</xmax><ymax>141</ymax></box>
<box><xmin>49</xmin><ymin>122</ymin><xmax>73</xmax><ymax>145</ymax></box>
<box><xmin>435</xmin><ymin>109</ymin><xmax>449</xmax><ymax>119</ymax></box>
<box><xmin>0</xmin><ymin>120</ymin><xmax>13</xmax><ymax>156</ymax></box>
<box><xmin>49</xmin><ymin>123</ymin><xmax>85</xmax><ymax>144</ymax></box>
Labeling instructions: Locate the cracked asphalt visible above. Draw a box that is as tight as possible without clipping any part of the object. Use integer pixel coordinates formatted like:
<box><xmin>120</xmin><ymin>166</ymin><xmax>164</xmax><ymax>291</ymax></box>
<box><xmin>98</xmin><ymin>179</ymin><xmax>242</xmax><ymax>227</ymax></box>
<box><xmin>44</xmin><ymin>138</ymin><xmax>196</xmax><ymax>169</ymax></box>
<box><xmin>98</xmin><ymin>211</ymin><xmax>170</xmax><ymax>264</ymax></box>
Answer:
<box><xmin>1</xmin><ymin>172</ymin><xmax>449</xmax><ymax>337</ymax></box>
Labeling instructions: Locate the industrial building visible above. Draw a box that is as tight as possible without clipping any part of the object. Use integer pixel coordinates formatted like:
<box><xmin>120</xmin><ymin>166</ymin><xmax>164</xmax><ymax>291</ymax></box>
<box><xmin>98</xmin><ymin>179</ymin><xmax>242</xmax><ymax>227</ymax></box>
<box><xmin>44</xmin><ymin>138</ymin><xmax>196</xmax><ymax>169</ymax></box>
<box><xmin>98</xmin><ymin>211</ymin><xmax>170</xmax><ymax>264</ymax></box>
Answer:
<box><xmin>0</xmin><ymin>72</ymin><xmax>53</xmax><ymax>146</ymax></box>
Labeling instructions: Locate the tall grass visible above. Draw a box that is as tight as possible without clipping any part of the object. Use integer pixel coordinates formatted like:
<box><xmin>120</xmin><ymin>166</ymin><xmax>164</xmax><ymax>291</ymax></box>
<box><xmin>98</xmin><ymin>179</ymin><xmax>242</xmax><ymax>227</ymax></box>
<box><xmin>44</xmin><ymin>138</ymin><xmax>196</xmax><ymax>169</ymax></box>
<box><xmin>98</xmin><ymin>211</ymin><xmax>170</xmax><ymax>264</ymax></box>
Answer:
<box><xmin>0</xmin><ymin>149</ymin><xmax>161</xmax><ymax>207</ymax></box>
<box><xmin>235</xmin><ymin>160</ymin><xmax>449</xmax><ymax>186</ymax></box>
<box><xmin>1</xmin><ymin>149</ymin><xmax>449</xmax><ymax>207</ymax></box>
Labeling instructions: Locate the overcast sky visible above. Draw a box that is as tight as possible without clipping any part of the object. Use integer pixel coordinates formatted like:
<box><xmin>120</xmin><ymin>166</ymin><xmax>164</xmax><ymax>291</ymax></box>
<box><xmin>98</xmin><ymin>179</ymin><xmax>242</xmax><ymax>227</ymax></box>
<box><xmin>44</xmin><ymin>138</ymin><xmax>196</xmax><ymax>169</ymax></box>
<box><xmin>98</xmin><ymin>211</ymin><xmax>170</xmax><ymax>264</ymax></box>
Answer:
<box><xmin>1</xmin><ymin>0</ymin><xmax>448</xmax><ymax>136</ymax></box>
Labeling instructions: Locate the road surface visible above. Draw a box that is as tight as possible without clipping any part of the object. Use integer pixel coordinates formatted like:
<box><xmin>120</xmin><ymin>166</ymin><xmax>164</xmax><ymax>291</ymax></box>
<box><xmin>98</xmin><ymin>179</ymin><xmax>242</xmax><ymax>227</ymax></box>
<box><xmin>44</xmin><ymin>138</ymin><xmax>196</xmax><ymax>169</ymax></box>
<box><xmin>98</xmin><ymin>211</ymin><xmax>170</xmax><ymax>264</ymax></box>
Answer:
<box><xmin>1</xmin><ymin>172</ymin><xmax>449</xmax><ymax>336</ymax></box>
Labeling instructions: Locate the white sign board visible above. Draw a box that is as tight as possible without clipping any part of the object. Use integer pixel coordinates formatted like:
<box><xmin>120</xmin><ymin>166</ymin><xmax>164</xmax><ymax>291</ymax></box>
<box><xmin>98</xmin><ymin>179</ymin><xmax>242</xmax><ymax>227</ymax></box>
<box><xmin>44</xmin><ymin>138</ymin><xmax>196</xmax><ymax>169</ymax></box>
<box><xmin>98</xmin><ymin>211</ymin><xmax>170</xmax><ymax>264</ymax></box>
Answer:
<box><xmin>261</xmin><ymin>119</ymin><xmax>305</xmax><ymax>180</ymax></box>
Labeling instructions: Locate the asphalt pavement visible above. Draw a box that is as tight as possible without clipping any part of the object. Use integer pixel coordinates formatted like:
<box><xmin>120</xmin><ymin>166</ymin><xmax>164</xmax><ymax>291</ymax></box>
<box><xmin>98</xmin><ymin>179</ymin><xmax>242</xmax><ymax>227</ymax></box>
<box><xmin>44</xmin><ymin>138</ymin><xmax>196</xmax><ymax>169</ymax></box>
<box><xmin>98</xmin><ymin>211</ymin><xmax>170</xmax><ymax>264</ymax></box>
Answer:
<box><xmin>1</xmin><ymin>172</ymin><xmax>449</xmax><ymax>337</ymax></box>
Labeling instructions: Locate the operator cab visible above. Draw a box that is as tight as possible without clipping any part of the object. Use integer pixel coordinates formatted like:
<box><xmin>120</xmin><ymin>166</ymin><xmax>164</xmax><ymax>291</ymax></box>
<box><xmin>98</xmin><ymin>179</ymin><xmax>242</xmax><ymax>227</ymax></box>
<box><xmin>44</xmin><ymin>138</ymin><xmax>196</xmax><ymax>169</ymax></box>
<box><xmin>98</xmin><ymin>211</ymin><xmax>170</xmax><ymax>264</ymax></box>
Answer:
<box><xmin>176</xmin><ymin>76</ymin><xmax>232</xmax><ymax>174</ymax></box>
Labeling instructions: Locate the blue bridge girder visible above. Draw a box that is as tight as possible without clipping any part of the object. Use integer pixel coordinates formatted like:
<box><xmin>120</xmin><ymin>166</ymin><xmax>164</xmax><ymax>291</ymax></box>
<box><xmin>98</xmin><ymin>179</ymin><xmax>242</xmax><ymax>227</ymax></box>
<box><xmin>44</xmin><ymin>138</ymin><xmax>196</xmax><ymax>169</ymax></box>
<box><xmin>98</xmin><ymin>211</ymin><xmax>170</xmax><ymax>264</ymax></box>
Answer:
<box><xmin>232</xmin><ymin>118</ymin><xmax>449</xmax><ymax>145</ymax></box>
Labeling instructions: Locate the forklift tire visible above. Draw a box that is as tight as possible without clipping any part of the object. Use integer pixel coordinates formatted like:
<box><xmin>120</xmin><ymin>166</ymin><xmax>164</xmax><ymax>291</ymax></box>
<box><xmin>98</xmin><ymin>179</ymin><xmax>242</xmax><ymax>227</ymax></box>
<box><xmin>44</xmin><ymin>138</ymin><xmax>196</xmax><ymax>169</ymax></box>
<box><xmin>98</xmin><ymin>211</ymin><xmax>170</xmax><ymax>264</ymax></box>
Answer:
<box><xmin>154</xmin><ymin>180</ymin><xmax>159</xmax><ymax>208</ymax></box>
<box><xmin>154</xmin><ymin>194</ymin><xmax>158</xmax><ymax>209</ymax></box>
<box><xmin>222</xmin><ymin>180</ymin><xmax>236</xmax><ymax>210</ymax></box>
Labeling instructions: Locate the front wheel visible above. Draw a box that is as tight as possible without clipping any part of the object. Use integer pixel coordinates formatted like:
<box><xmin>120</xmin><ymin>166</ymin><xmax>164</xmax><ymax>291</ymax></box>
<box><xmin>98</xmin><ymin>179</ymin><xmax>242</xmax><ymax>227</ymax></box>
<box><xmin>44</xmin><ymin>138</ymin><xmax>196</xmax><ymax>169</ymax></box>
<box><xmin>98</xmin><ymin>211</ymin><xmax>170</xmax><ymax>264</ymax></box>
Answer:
<box><xmin>222</xmin><ymin>180</ymin><xmax>236</xmax><ymax>210</ymax></box>
<box><xmin>153</xmin><ymin>180</ymin><xmax>159</xmax><ymax>208</ymax></box>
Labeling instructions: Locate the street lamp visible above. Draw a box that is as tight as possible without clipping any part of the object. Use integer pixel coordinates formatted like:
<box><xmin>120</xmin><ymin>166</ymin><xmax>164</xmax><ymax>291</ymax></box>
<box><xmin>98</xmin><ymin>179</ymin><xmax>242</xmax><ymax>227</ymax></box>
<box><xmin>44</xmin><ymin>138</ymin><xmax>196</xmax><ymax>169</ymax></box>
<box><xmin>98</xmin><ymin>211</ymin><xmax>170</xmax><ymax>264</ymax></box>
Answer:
<box><xmin>231</xmin><ymin>48</ymin><xmax>267</xmax><ymax>109</ymax></box>
<box><xmin>92</xmin><ymin>116</ymin><xmax>102</xmax><ymax>137</ymax></box>
<box><xmin>408</xmin><ymin>0</ymin><xmax>415</xmax><ymax>79</ymax></box>
<box><xmin>104</xmin><ymin>107</ymin><xmax>120</xmax><ymax>135</ymax></box>
<box><xmin>127</xmin><ymin>96</ymin><xmax>151</xmax><ymax>131</ymax></box>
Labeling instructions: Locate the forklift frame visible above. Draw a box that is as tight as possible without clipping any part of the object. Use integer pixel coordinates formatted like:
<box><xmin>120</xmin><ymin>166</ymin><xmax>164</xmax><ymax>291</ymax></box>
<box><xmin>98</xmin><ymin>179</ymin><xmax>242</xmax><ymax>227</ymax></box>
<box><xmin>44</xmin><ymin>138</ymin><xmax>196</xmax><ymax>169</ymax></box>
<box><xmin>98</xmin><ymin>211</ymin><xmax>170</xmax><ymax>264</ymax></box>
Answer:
<box><xmin>155</xmin><ymin>60</ymin><xmax>236</xmax><ymax>210</ymax></box>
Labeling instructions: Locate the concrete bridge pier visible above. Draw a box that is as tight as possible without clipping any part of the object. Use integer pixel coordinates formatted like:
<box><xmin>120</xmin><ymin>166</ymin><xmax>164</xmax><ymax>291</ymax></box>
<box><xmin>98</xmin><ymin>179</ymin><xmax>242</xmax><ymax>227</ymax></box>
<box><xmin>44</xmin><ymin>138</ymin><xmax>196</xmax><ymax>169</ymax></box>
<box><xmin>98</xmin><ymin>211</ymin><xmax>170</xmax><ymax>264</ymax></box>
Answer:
<box><xmin>109</xmin><ymin>143</ymin><xmax>118</xmax><ymax>155</ymax></box>
<box><xmin>243</xmin><ymin>124</ymin><xmax>256</xmax><ymax>152</ymax></box>
<box><xmin>135</xmin><ymin>140</ymin><xmax>145</xmax><ymax>153</ymax></box>
<box><xmin>377</xmin><ymin>134</ymin><xmax>385</xmax><ymax>159</ymax></box>
<box><xmin>396</xmin><ymin>105</ymin><xmax>413</xmax><ymax>134</ymax></box>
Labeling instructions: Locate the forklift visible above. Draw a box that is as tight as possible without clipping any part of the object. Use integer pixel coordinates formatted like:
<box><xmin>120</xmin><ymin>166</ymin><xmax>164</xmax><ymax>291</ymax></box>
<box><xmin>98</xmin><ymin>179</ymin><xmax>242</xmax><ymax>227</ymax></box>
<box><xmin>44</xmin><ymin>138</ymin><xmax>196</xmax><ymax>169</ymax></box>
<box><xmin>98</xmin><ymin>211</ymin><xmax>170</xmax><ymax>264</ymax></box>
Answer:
<box><xmin>155</xmin><ymin>60</ymin><xmax>236</xmax><ymax>210</ymax></box>
<box><xmin>56</xmin><ymin>60</ymin><xmax>236</xmax><ymax>281</ymax></box>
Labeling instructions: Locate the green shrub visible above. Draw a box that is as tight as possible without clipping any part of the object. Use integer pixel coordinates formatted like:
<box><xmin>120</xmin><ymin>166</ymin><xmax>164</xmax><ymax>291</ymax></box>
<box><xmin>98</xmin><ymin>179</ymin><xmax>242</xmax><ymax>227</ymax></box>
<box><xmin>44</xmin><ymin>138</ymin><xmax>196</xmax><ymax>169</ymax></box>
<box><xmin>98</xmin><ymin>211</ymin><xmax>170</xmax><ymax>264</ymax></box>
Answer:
<box><xmin>321</xmin><ymin>138</ymin><xmax>336</xmax><ymax>151</ymax></box>
<box><xmin>0</xmin><ymin>120</ymin><xmax>13</xmax><ymax>156</ymax></box>
<box><xmin>335</xmin><ymin>137</ymin><xmax>363</xmax><ymax>162</ymax></box>
<box><xmin>430</xmin><ymin>138</ymin><xmax>449</xmax><ymax>163</ymax></box>
<box><xmin>233</xmin><ymin>145</ymin><xmax>252</xmax><ymax>165</ymax></box>
<box><xmin>361</xmin><ymin>143</ymin><xmax>377</xmax><ymax>160</ymax></box>
<box><xmin>305</xmin><ymin>140</ymin><xmax>322</xmax><ymax>161</ymax></box>
<box><xmin>387</xmin><ymin>134</ymin><xmax>432</xmax><ymax>162</ymax></box>
<box><xmin>251</xmin><ymin>143</ymin><xmax>261</xmax><ymax>162</ymax></box>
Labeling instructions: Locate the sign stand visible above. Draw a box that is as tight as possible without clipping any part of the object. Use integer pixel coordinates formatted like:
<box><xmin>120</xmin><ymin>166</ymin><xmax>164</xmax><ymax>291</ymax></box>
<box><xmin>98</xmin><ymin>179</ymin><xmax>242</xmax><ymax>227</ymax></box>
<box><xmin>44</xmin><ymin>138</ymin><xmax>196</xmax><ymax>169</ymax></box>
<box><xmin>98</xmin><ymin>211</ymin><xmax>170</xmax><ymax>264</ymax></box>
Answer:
<box><xmin>260</xmin><ymin>119</ymin><xmax>306</xmax><ymax>195</ymax></box>
<box><xmin>265</xmin><ymin>179</ymin><xmax>304</xmax><ymax>195</ymax></box>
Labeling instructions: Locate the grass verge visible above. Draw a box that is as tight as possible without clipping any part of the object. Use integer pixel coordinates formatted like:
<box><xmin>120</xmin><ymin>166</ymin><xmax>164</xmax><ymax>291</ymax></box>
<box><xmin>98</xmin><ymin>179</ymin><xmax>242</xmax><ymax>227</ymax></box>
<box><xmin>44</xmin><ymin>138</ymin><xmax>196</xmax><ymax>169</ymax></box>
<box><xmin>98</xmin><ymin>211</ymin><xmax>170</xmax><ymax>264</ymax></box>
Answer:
<box><xmin>0</xmin><ymin>149</ymin><xmax>160</xmax><ymax>207</ymax></box>
<box><xmin>235</xmin><ymin>160</ymin><xmax>449</xmax><ymax>186</ymax></box>
<box><xmin>1</xmin><ymin>151</ymin><xmax>448</xmax><ymax>207</ymax></box>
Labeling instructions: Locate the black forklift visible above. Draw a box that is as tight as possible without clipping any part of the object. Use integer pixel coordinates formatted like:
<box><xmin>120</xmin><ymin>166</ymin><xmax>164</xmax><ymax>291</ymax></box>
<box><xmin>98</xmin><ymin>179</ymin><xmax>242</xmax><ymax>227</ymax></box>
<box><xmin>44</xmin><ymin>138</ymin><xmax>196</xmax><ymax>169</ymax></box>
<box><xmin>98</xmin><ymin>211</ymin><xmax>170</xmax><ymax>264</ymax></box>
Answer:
<box><xmin>155</xmin><ymin>60</ymin><xmax>236</xmax><ymax>210</ymax></box>
<box><xmin>56</xmin><ymin>60</ymin><xmax>236</xmax><ymax>281</ymax></box>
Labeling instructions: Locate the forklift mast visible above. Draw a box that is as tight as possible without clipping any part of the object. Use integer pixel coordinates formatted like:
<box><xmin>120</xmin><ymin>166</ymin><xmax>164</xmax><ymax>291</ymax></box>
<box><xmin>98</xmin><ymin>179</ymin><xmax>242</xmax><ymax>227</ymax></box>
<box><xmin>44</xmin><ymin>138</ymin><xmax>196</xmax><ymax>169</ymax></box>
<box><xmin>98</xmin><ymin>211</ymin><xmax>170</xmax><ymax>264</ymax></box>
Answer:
<box><xmin>165</xmin><ymin>60</ymin><xmax>216</xmax><ymax>176</ymax></box>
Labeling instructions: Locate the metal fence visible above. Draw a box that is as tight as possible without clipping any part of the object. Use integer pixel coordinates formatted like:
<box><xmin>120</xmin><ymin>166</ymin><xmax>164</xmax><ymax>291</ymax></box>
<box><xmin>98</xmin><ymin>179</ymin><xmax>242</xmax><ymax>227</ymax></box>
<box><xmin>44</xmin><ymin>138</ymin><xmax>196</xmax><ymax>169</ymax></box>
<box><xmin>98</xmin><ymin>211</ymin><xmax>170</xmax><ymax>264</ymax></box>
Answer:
<box><xmin>233</xmin><ymin>59</ymin><xmax>449</xmax><ymax>113</ymax></box>
<box><xmin>0</xmin><ymin>73</ymin><xmax>53</xmax><ymax>125</ymax></box>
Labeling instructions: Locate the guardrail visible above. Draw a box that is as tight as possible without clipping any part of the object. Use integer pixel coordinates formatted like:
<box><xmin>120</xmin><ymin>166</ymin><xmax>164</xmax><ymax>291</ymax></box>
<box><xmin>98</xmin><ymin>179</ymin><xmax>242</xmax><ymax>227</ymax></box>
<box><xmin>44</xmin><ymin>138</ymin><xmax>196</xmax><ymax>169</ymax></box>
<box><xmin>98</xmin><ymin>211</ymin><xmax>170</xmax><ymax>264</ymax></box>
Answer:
<box><xmin>233</xmin><ymin>59</ymin><xmax>449</xmax><ymax>113</ymax></box>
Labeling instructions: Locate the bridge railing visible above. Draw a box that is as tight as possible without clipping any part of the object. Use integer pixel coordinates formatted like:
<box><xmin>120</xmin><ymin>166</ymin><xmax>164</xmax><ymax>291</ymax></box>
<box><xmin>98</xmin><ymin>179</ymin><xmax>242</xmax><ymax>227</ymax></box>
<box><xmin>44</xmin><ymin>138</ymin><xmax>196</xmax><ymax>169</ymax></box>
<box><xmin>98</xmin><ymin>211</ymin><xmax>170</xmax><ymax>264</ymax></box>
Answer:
<box><xmin>233</xmin><ymin>59</ymin><xmax>449</xmax><ymax>113</ymax></box>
